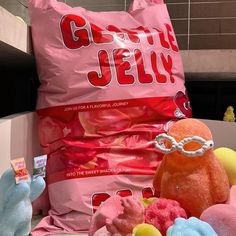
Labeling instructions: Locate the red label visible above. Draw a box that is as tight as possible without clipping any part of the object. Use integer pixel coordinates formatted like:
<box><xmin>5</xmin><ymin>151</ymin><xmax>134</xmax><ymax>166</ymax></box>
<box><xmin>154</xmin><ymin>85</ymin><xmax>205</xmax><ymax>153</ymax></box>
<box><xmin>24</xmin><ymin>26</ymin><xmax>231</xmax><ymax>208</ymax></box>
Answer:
<box><xmin>38</xmin><ymin>96</ymin><xmax>175</xmax><ymax>116</ymax></box>
<box><xmin>60</xmin><ymin>14</ymin><xmax>179</xmax><ymax>86</ymax></box>
<box><xmin>91</xmin><ymin>187</ymin><xmax>155</xmax><ymax>213</ymax></box>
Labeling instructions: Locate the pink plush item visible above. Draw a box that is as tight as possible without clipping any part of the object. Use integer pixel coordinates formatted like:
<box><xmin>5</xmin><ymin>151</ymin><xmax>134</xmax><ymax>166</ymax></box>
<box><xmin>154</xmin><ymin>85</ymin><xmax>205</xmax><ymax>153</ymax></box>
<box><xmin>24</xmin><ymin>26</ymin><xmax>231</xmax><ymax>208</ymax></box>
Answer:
<box><xmin>153</xmin><ymin>119</ymin><xmax>230</xmax><ymax>218</ymax></box>
<box><xmin>106</xmin><ymin>196</ymin><xmax>144</xmax><ymax>235</ymax></box>
<box><xmin>227</xmin><ymin>185</ymin><xmax>236</xmax><ymax>208</ymax></box>
<box><xmin>89</xmin><ymin>196</ymin><xmax>144</xmax><ymax>236</ymax></box>
<box><xmin>200</xmin><ymin>204</ymin><xmax>236</xmax><ymax>236</ymax></box>
<box><xmin>94</xmin><ymin>226</ymin><xmax>111</xmax><ymax>236</ymax></box>
<box><xmin>89</xmin><ymin>196</ymin><xmax>124</xmax><ymax>236</ymax></box>
<box><xmin>145</xmin><ymin>198</ymin><xmax>187</xmax><ymax>235</ymax></box>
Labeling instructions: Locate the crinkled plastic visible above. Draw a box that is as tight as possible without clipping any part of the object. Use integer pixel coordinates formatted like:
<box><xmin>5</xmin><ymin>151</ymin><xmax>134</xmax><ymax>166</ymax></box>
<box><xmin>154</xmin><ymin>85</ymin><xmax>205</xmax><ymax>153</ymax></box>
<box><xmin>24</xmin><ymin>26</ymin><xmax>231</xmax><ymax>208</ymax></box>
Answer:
<box><xmin>29</xmin><ymin>0</ymin><xmax>192</xmax><ymax>234</ymax></box>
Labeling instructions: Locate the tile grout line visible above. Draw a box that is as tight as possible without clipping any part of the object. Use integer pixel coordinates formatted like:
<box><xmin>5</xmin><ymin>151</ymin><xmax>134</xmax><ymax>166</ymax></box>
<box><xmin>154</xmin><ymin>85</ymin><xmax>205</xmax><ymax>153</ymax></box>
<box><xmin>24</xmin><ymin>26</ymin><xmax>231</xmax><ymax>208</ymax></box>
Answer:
<box><xmin>172</xmin><ymin>16</ymin><xmax>236</xmax><ymax>20</ymax></box>
<box><xmin>177</xmin><ymin>32</ymin><xmax>236</xmax><ymax>36</ymax></box>
<box><xmin>124</xmin><ymin>0</ymin><xmax>127</xmax><ymax>11</ymax></box>
<box><xmin>167</xmin><ymin>0</ymin><xmax>236</xmax><ymax>5</ymax></box>
<box><xmin>187</xmin><ymin>0</ymin><xmax>191</xmax><ymax>50</ymax></box>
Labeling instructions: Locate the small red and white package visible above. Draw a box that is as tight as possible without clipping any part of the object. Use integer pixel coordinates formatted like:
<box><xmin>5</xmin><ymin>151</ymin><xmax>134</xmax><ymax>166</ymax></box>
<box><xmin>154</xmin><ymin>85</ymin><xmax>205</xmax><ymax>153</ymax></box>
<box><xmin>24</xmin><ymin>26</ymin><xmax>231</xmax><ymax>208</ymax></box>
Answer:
<box><xmin>29</xmin><ymin>0</ymin><xmax>192</xmax><ymax>234</ymax></box>
<box><xmin>10</xmin><ymin>158</ymin><xmax>30</xmax><ymax>184</ymax></box>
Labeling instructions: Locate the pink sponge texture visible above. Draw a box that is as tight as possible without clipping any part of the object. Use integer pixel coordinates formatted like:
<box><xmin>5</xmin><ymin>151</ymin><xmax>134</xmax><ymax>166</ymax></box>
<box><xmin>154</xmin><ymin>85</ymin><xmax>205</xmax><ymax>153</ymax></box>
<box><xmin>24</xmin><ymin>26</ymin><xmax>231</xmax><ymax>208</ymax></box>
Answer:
<box><xmin>106</xmin><ymin>196</ymin><xmax>144</xmax><ymax>235</ymax></box>
<box><xmin>200</xmin><ymin>204</ymin><xmax>236</xmax><ymax>236</ymax></box>
<box><xmin>89</xmin><ymin>196</ymin><xmax>123</xmax><ymax>236</ymax></box>
<box><xmin>144</xmin><ymin>198</ymin><xmax>187</xmax><ymax>235</ymax></box>
<box><xmin>89</xmin><ymin>196</ymin><xmax>144</xmax><ymax>236</ymax></box>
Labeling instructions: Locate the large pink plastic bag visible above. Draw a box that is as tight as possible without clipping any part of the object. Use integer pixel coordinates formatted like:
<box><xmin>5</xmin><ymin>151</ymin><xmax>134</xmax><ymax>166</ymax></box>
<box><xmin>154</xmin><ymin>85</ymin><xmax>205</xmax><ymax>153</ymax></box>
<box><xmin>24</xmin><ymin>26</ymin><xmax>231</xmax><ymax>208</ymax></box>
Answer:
<box><xmin>29</xmin><ymin>0</ymin><xmax>192</xmax><ymax>234</ymax></box>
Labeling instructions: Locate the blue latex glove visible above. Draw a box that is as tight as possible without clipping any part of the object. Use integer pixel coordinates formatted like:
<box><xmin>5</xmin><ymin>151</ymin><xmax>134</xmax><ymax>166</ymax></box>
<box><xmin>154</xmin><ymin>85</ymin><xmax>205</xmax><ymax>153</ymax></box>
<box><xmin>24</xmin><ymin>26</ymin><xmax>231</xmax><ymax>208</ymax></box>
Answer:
<box><xmin>0</xmin><ymin>168</ymin><xmax>45</xmax><ymax>236</ymax></box>
<box><xmin>167</xmin><ymin>217</ymin><xmax>218</xmax><ymax>236</ymax></box>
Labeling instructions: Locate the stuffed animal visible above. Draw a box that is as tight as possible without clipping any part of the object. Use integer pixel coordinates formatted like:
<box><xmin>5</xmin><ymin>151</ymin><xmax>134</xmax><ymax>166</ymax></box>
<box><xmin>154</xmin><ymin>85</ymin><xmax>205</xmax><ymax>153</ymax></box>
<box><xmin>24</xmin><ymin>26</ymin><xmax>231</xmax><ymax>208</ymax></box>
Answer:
<box><xmin>153</xmin><ymin>118</ymin><xmax>230</xmax><ymax>217</ymax></box>
<box><xmin>223</xmin><ymin>106</ymin><xmax>235</xmax><ymax>122</ymax></box>
<box><xmin>0</xmin><ymin>168</ymin><xmax>45</xmax><ymax>236</ymax></box>
<box><xmin>167</xmin><ymin>217</ymin><xmax>217</xmax><ymax>236</ymax></box>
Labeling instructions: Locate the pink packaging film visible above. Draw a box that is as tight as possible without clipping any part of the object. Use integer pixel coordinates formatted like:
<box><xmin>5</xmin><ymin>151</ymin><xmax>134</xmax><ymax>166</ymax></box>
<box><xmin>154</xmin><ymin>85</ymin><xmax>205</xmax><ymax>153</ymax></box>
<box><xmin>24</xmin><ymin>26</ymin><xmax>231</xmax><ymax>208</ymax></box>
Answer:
<box><xmin>29</xmin><ymin>0</ymin><xmax>192</xmax><ymax>234</ymax></box>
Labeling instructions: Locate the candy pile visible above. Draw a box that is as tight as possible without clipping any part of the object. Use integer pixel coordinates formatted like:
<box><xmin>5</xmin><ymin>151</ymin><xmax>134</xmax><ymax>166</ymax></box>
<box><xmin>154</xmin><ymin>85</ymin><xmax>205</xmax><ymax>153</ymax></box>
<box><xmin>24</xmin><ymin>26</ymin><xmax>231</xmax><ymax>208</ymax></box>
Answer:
<box><xmin>89</xmin><ymin>195</ymin><xmax>220</xmax><ymax>236</ymax></box>
<box><xmin>89</xmin><ymin>119</ymin><xmax>236</xmax><ymax>236</ymax></box>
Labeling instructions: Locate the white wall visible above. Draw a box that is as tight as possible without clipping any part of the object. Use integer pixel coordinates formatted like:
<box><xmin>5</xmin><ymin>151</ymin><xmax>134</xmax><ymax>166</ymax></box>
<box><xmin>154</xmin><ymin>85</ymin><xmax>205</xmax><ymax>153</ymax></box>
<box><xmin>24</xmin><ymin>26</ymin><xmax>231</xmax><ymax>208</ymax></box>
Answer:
<box><xmin>0</xmin><ymin>112</ymin><xmax>42</xmax><ymax>175</ymax></box>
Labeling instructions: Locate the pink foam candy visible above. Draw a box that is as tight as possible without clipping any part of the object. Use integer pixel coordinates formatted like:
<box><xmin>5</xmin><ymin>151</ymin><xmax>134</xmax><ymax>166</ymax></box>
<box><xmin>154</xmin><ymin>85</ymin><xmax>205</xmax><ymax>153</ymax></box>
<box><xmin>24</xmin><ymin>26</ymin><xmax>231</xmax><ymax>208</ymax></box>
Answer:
<box><xmin>106</xmin><ymin>196</ymin><xmax>144</xmax><ymax>235</ymax></box>
<box><xmin>145</xmin><ymin>198</ymin><xmax>187</xmax><ymax>235</ymax></box>
<box><xmin>89</xmin><ymin>195</ymin><xmax>144</xmax><ymax>236</ymax></box>
<box><xmin>200</xmin><ymin>204</ymin><xmax>236</xmax><ymax>236</ymax></box>
<box><xmin>89</xmin><ymin>196</ymin><xmax>123</xmax><ymax>236</ymax></box>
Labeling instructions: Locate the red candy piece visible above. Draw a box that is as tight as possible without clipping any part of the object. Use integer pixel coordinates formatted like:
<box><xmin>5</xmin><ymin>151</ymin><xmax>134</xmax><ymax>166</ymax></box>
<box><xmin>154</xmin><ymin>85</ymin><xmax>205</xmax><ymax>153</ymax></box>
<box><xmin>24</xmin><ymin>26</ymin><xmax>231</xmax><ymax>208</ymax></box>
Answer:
<box><xmin>145</xmin><ymin>198</ymin><xmax>187</xmax><ymax>235</ymax></box>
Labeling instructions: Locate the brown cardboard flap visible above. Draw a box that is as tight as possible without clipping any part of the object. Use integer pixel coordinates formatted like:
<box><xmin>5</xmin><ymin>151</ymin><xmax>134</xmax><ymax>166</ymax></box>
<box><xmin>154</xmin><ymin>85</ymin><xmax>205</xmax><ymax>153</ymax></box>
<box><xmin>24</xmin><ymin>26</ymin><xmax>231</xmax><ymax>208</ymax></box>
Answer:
<box><xmin>201</xmin><ymin>119</ymin><xmax>236</xmax><ymax>149</ymax></box>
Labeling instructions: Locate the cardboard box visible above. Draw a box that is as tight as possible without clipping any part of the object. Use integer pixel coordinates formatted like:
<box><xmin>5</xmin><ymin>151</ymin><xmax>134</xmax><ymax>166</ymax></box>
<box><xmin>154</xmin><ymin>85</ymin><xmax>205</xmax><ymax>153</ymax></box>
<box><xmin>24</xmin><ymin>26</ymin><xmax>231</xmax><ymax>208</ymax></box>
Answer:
<box><xmin>201</xmin><ymin>119</ymin><xmax>236</xmax><ymax>149</ymax></box>
<box><xmin>0</xmin><ymin>118</ymin><xmax>11</xmax><ymax>174</ymax></box>
<box><xmin>0</xmin><ymin>112</ymin><xmax>235</xmax><ymax>236</ymax></box>
<box><xmin>0</xmin><ymin>112</ymin><xmax>41</xmax><ymax>174</ymax></box>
